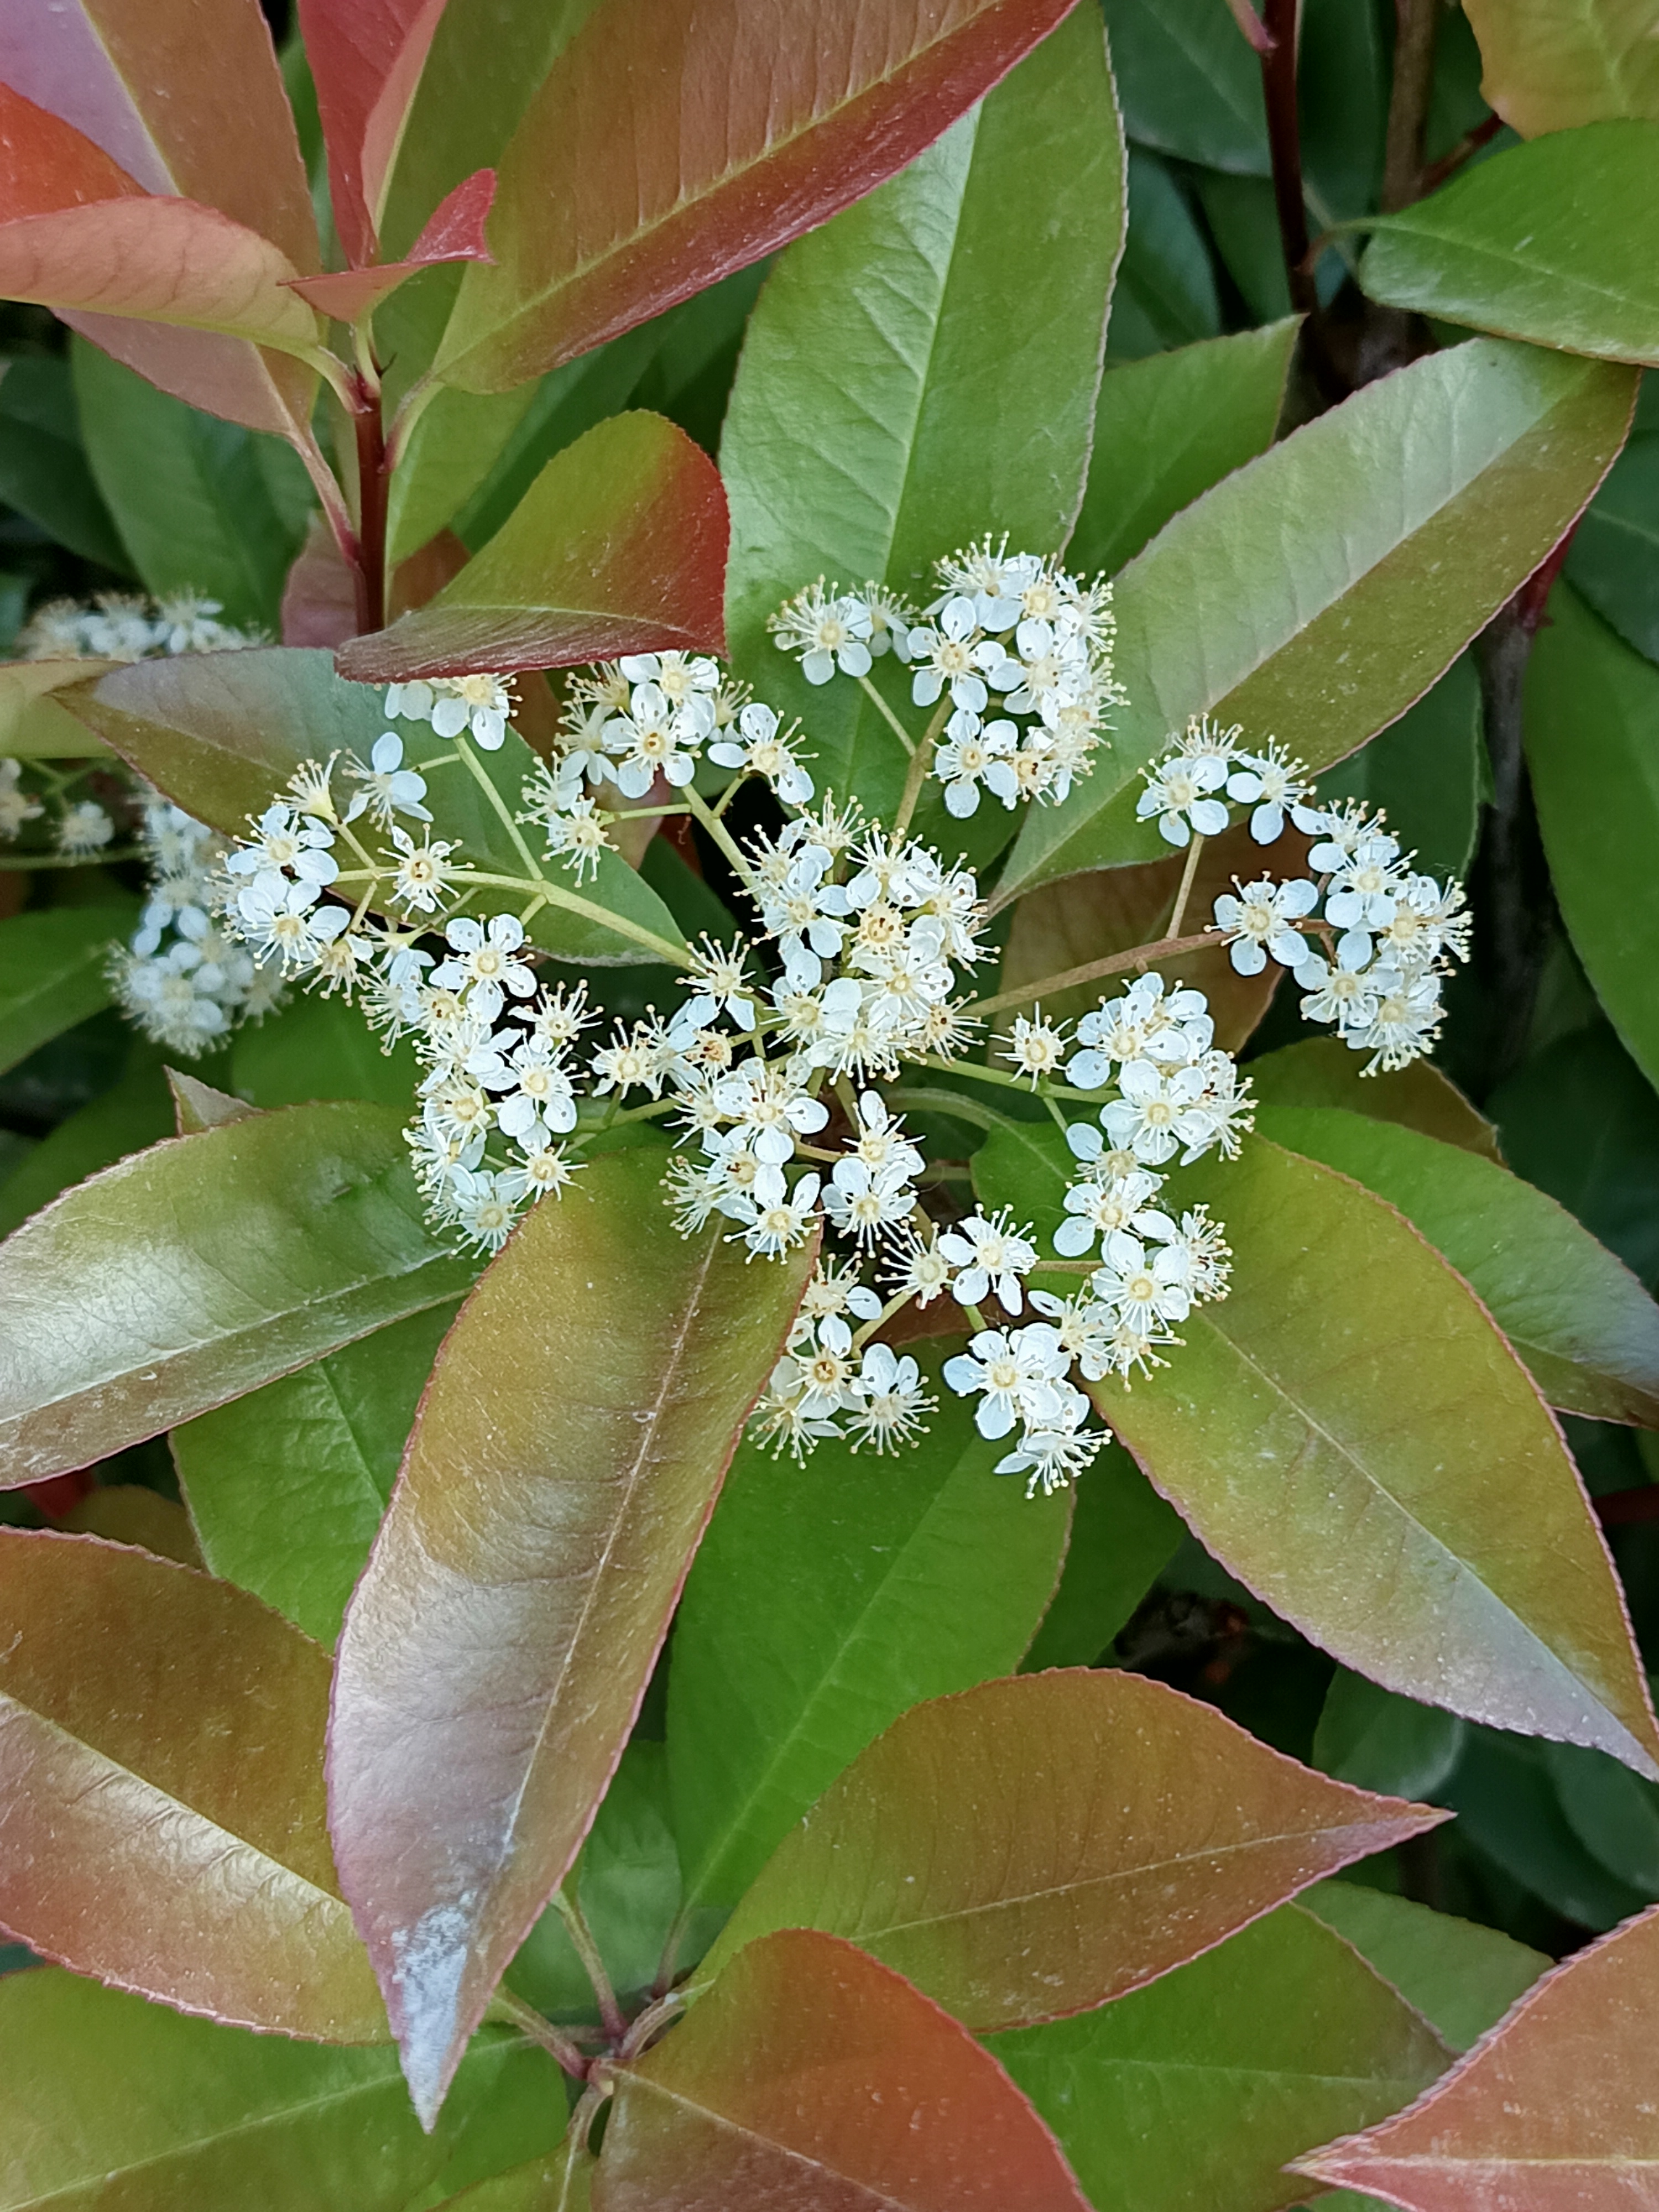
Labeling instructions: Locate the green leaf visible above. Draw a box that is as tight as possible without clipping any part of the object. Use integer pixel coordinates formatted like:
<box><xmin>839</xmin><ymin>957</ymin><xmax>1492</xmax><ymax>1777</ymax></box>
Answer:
<box><xmin>1544</xmin><ymin>1740</ymin><xmax>1659</xmax><ymax>1891</ymax></box>
<box><xmin>1314</xmin><ymin>1668</ymin><xmax>1467</xmax><ymax>1802</ymax></box>
<box><xmin>0</xmin><ymin>1102</ymin><xmax>477</xmax><ymax>1484</ymax></box>
<box><xmin>973</xmin><ymin>1124</ymin><xmax>1659</xmax><ymax>1778</ymax></box>
<box><xmin>996</xmin><ymin>341</ymin><xmax>1637</xmax><ymax>899</ymax></box>
<box><xmin>1301</xmin><ymin>1880</ymin><xmax>1549</xmax><ymax>2052</ymax></box>
<box><xmin>0</xmin><ymin>1528</ymin><xmax>384</xmax><ymax>2038</ymax></box>
<box><xmin>1103</xmin><ymin>0</ymin><xmax>1268</xmax><ymax>175</ymax></box>
<box><xmin>173</xmin><ymin>1305</ymin><xmax>458</xmax><ymax>1647</ymax></box>
<box><xmin>0</xmin><ymin>1969</ymin><xmax>562</xmax><ymax>2212</ymax></box>
<box><xmin>1246</xmin><ymin>1035</ymin><xmax>1501</xmax><ymax>1160</ymax></box>
<box><xmin>326</xmin><ymin>1150</ymin><xmax>813</xmax><ymax>2124</ymax></box>
<box><xmin>431</xmin><ymin>0</ymin><xmax>1083</xmax><ymax>394</ymax></box>
<box><xmin>0</xmin><ymin>354</ymin><xmax>128</xmax><ymax>571</ymax></box>
<box><xmin>696</xmin><ymin>1670</ymin><xmax>1442</xmax><ymax>2033</ymax></box>
<box><xmin>230</xmin><ymin>991</ymin><xmax>420</xmax><ymax>1111</ymax></box>
<box><xmin>1072</xmin><ymin>322</ymin><xmax>1296</xmax><ymax>580</ymax></box>
<box><xmin>666</xmin><ymin>1348</ymin><xmax>1072</xmax><ymax>1923</ymax></box>
<box><xmin>602</xmin><ymin>1927</ymin><xmax>1091</xmax><ymax>2212</ymax></box>
<box><xmin>1020</xmin><ymin>1438</ymin><xmax>1182</xmax><ymax>1670</ymax></box>
<box><xmin>1458</xmin><ymin>1727</ymin><xmax>1658</xmax><ymax>1930</ymax></box>
<box><xmin>337</xmin><ymin>413</ymin><xmax>727</xmax><ymax>679</ymax></box>
<box><xmin>1255</xmin><ymin>1100</ymin><xmax>1659</xmax><ymax>1426</ymax></box>
<box><xmin>0</xmin><ymin>904</ymin><xmax>135</xmax><ymax>1079</ymax></box>
<box><xmin>1314</xmin><ymin>652</ymin><xmax>1483</xmax><ymax>883</ymax></box>
<box><xmin>168</xmin><ymin>1066</ymin><xmax>256</xmax><ymax>1133</ymax></box>
<box><xmin>1363</xmin><ymin>122</ymin><xmax>1659</xmax><ymax>366</ymax></box>
<box><xmin>1491</xmin><ymin>1025</ymin><xmax>1659</xmax><ymax>1288</ymax></box>
<box><xmin>1462</xmin><ymin>0</ymin><xmax>1659</xmax><ymax>138</ymax></box>
<box><xmin>0</xmin><ymin>1046</ymin><xmax>175</xmax><ymax>1239</ymax></box>
<box><xmin>987</xmin><ymin>1905</ymin><xmax>1451</xmax><ymax>2212</ymax></box>
<box><xmin>720</xmin><ymin>1</ymin><xmax>1123</xmax><ymax>818</ymax></box>
<box><xmin>61</xmin><ymin>644</ymin><xmax>686</xmax><ymax>966</ymax></box>
<box><xmin>1527</xmin><ymin>585</ymin><xmax>1659</xmax><ymax>1099</ymax></box>
<box><xmin>1107</xmin><ymin>152</ymin><xmax>1220</xmax><ymax>361</ymax></box>
<box><xmin>1563</xmin><ymin>380</ymin><xmax>1659</xmax><ymax>662</ymax></box>
<box><xmin>72</xmin><ymin>338</ymin><xmax>311</xmax><ymax>629</ymax></box>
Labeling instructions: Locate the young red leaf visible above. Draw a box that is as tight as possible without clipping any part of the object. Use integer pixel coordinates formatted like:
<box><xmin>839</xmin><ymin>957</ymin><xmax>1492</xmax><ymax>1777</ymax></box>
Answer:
<box><xmin>432</xmin><ymin>0</ymin><xmax>1087</xmax><ymax>393</ymax></box>
<box><xmin>0</xmin><ymin>1528</ymin><xmax>384</xmax><ymax>2039</ymax></box>
<box><xmin>694</xmin><ymin>1670</ymin><xmax>1444</xmax><ymax>2033</ymax></box>
<box><xmin>327</xmin><ymin>1151</ymin><xmax>814</xmax><ymax>2127</ymax></box>
<box><xmin>0</xmin><ymin>1103</ymin><xmax>477</xmax><ymax>1485</ymax></box>
<box><xmin>599</xmin><ymin>1928</ymin><xmax>1090</xmax><ymax>2211</ymax></box>
<box><xmin>336</xmin><ymin>413</ymin><xmax>727</xmax><ymax>679</ymax></box>
<box><xmin>285</xmin><ymin>169</ymin><xmax>497</xmax><ymax>321</ymax></box>
<box><xmin>0</xmin><ymin>80</ymin><xmax>145</xmax><ymax>215</ymax></box>
<box><xmin>1295</xmin><ymin>1901</ymin><xmax>1659</xmax><ymax>2208</ymax></box>
<box><xmin>296</xmin><ymin>0</ymin><xmax>451</xmax><ymax>267</ymax></box>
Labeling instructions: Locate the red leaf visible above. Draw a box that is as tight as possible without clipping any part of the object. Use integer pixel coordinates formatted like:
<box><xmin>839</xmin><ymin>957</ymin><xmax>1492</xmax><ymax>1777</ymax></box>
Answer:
<box><xmin>282</xmin><ymin>519</ymin><xmax>472</xmax><ymax>647</ymax></box>
<box><xmin>55</xmin><ymin>312</ymin><xmax>320</xmax><ymax>441</ymax></box>
<box><xmin>336</xmin><ymin>412</ymin><xmax>727</xmax><ymax>679</ymax></box>
<box><xmin>0</xmin><ymin>80</ymin><xmax>144</xmax><ymax>216</ymax></box>
<box><xmin>296</xmin><ymin>0</ymin><xmax>451</xmax><ymax>267</ymax></box>
<box><xmin>598</xmin><ymin>1929</ymin><xmax>1091</xmax><ymax>2211</ymax></box>
<box><xmin>285</xmin><ymin>169</ymin><xmax>497</xmax><ymax>321</ymax></box>
<box><xmin>434</xmin><ymin>0</ymin><xmax>1086</xmax><ymax>392</ymax></box>
<box><xmin>1296</xmin><ymin>1902</ymin><xmax>1659</xmax><ymax>2209</ymax></box>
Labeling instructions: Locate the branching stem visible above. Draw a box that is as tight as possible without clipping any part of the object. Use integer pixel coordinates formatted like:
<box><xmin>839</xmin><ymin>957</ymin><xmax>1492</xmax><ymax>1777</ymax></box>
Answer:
<box><xmin>552</xmin><ymin>1885</ymin><xmax>629</xmax><ymax>2044</ymax></box>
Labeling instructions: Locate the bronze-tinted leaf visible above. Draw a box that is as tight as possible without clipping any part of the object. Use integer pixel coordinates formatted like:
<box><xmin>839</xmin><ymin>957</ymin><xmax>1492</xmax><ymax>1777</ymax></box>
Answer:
<box><xmin>598</xmin><ymin>1928</ymin><xmax>1090</xmax><ymax>2211</ymax></box>
<box><xmin>295</xmin><ymin>0</ymin><xmax>451</xmax><ymax>266</ymax></box>
<box><xmin>695</xmin><ymin>1670</ymin><xmax>1444</xmax><ymax>2032</ymax></box>
<box><xmin>0</xmin><ymin>1529</ymin><xmax>384</xmax><ymax>2038</ymax></box>
<box><xmin>328</xmin><ymin>1151</ymin><xmax>813</xmax><ymax>2125</ymax></box>
<box><xmin>1248</xmin><ymin>1035</ymin><xmax>1501</xmax><ymax>1160</ymax></box>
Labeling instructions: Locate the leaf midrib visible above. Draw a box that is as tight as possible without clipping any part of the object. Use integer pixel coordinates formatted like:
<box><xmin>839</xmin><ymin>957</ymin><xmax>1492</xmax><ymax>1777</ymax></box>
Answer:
<box><xmin>619</xmin><ymin>2074</ymin><xmax>909</xmax><ymax>2212</ymax></box>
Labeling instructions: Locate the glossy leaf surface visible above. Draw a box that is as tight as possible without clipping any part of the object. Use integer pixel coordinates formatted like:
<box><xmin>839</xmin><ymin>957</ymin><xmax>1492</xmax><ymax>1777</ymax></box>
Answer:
<box><xmin>721</xmin><ymin>1</ymin><xmax>1121</xmax><ymax>815</ymax></box>
<box><xmin>434</xmin><ymin>0</ymin><xmax>1086</xmax><ymax>393</ymax></box>
<box><xmin>173</xmin><ymin>1304</ymin><xmax>458</xmax><ymax>1646</ymax></box>
<box><xmin>0</xmin><ymin>1103</ymin><xmax>476</xmax><ymax>1485</ymax></box>
<box><xmin>1297</xmin><ymin>1902</ymin><xmax>1659</xmax><ymax>2208</ymax></box>
<box><xmin>1101</xmin><ymin>0</ymin><xmax>1267</xmax><ymax>175</ymax></box>
<box><xmin>1461</xmin><ymin>0</ymin><xmax>1659</xmax><ymax>137</ymax></box>
<box><xmin>0</xmin><ymin>905</ymin><xmax>134</xmax><ymax>1078</ymax></box>
<box><xmin>1362</xmin><ymin>123</ymin><xmax>1659</xmax><ymax>366</ymax></box>
<box><xmin>1527</xmin><ymin>585</ymin><xmax>1659</xmax><ymax>1098</ymax></box>
<box><xmin>328</xmin><ymin>1151</ymin><xmax>813</xmax><ymax>2124</ymax></box>
<box><xmin>1256</xmin><ymin>1102</ymin><xmax>1659</xmax><ymax>1425</ymax></box>
<box><xmin>295</xmin><ymin>0</ymin><xmax>450</xmax><ymax>266</ymax></box>
<box><xmin>973</xmin><ymin>1125</ymin><xmax>1659</xmax><ymax>1778</ymax></box>
<box><xmin>1313</xmin><ymin>1670</ymin><xmax>1467</xmax><ymax>1804</ymax></box>
<box><xmin>0</xmin><ymin>1528</ymin><xmax>383</xmax><ymax>2038</ymax></box>
<box><xmin>337</xmin><ymin>412</ymin><xmax>727</xmax><ymax>679</ymax></box>
<box><xmin>697</xmin><ymin>1670</ymin><xmax>1443</xmax><ymax>2032</ymax></box>
<box><xmin>600</xmin><ymin>1927</ymin><xmax>1089</xmax><ymax>2212</ymax></box>
<box><xmin>666</xmin><ymin>1352</ymin><xmax>1071</xmax><ymax>1921</ymax></box>
<box><xmin>0</xmin><ymin>1970</ymin><xmax>560</xmax><ymax>2212</ymax></box>
<box><xmin>1302</xmin><ymin>1883</ymin><xmax>1549</xmax><ymax>2054</ymax></box>
<box><xmin>997</xmin><ymin>342</ymin><xmax>1636</xmax><ymax>897</ymax></box>
<box><xmin>1071</xmin><ymin>321</ymin><xmax>1296</xmax><ymax>580</ymax></box>
<box><xmin>1248</xmin><ymin>1037</ymin><xmax>1501</xmax><ymax>1160</ymax></box>
<box><xmin>987</xmin><ymin>1905</ymin><xmax>1450</xmax><ymax>2212</ymax></box>
<box><xmin>284</xmin><ymin>169</ymin><xmax>497</xmax><ymax>320</ymax></box>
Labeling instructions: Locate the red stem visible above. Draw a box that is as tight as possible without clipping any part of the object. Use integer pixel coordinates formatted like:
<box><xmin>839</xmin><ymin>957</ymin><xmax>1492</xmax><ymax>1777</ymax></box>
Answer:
<box><xmin>352</xmin><ymin>385</ymin><xmax>389</xmax><ymax>637</ymax></box>
<box><xmin>1259</xmin><ymin>0</ymin><xmax>1319</xmax><ymax>325</ymax></box>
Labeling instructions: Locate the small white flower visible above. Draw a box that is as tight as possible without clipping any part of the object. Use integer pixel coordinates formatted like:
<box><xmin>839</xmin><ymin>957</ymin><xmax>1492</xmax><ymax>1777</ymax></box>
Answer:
<box><xmin>728</xmin><ymin>1170</ymin><xmax>822</xmax><ymax>1260</ymax></box>
<box><xmin>847</xmin><ymin>1091</ymin><xmax>925</xmax><ymax>1181</ymax></box>
<box><xmin>226</xmin><ymin>801</ymin><xmax>338</xmax><ymax>885</ymax></box>
<box><xmin>942</xmin><ymin>1323</ymin><xmax>1068</xmax><ymax>1439</ymax></box>
<box><xmin>1324</xmin><ymin>831</ymin><xmax>1406</xmax><ymax>937</ymax></box>
<box><xmin>1295</xmin><ymin>944</ymin><xmax>1380</xmax><ymax>1030</ymax></box>
<box><xmin>769</xmin><ymin>581</ymin><xmax>874</xmax><ymax>685</ymax></box>
<box><xmin>709</xmin><ymin>700</ymin><xmax>815</xmax><ymax>805</ymax></box>
<box><xmin>1052</xmin><ymin>1164</ymin><xmax>1170</xmax><ymax>1258</ymax></box>
<box><xmin>848</xmin><ymin>1343</ymin><xmax>935</xmax><ymax>1453</ymax></box>
<box><xmin>498</xmin><ymin>1141</ymin><xmax>581</xmax><ymax>1204</ymax></box>
<box><xmin>450</xmin><ymin>1166</ymin><xmax>523</xmax><ymax>1251</ymax></box>
<box><xmin>1091</xmin><ymin>1235</ymin><xmax>1193</xmax><ymax>1333</ymax></box>
<box><xmin>1211</xmin><ymin>875</ymin><xmax>1318</xmax><ymax>974</ymax></box>
<box><xmin>1099</xmin><ymin>1058</ymin><xmax>1208</xmax><ymax>1166</ymax></box>
<box><xmin>678</xmin><ymin>937</ymin><xmax>759</xmax><ymax>1033</ymax></box>
<box><xmin>909</xmin><ymin>596</ymin><xmax>988</xmax><ymax>713</ymax></box>
<box><xmin>388</xmin><ymin>673</ymin><xmax>515</xmax><ymax>749</ymax></box>
<box><xmin>234</xmin><ymin>875</ymin><xmax>348</xmax><ymax>970</ymax></box>
<box><xmin>388</xmin><ymin>826</ymin><xmax>457</xmax><ymax>915</ymax></box>
<box><xmin>934</xmin><ymin>711</ymin><xmax>1019</xmax><ymax>817</ymax></box>
<box><xmin>0</xmin><ymin>759</ymin><xmax>41</xmax><ymax>840</ymax></box>
<box><xmin>343</xmin><ymin>732</ymin><xmax>430</xmax><ymax>826</ymax></box>
<box><xmin>884</xmin><ymin>1229</ymin><xmax>953</xmax><ymax>1308</ymax></box>
<box><xmin>1344</xmin><ymin>964</ymin><xmax>1444</xmax><ymax>1073</ymax></box>
<box><xmin>1136</xmin><ymin>751</ymin><xmax>1229</xmax><ymax>847</ymax></box>
<box><xmin>716</xmin><ymin>1061</ymin><xmax>829</xmax><ymax>1162</ymax></box>
<box><xmin>431</xmin><ymin>913</ymin><xmax>538</xmax><ymax>1023</ymax></box>
<box><xmin>823</xmin><ymin>1156</ymin><xmax>915</xmax><ymax>1246</ymax></box>
<box><xmin>999</xmin><ymin>1007</ymin><xmax>1070</xmax><ymax>1087</ymax></box>
<box><xmin>1225</xmin><ymin>740</ymin><xmax>1314</xmax><ymax>845</ymax></box>
<box><xmin>592</xmin><ymin>1019</ymin><xmax>672</xmax><ymax>1097</ymax></box>
<box><xmin>493</xmin><ymin>1035</ymin><xmax>579</xmax><ymax>1141</ymax></box>
<box><xmin>938</xmin><ymin>1206</ymin><xmax>1039</xmax><ymax>1316</ymax></box>
<box><xmin>995</xmin><ymin>1385</ymin><xmax>1105</xmax><ymax>1496</ymax></box>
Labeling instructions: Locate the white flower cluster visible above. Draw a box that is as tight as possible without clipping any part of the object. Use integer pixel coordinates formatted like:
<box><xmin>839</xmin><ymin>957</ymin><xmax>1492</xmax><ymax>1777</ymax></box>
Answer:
<box><xmin>113</xmin><ymin>792</ymin><xmax>285</xmax><ymax>1052</ymax></box>
<box><xmin>769</xmin><ymin>538</ymin><xmax>1124</xmax><ymax>817</ymax></box>
<box><xmin>18</xmin><ymin>589</ymin><xmax>258</xmax><ymax>662</ymax></box>
<box><xmin>385</xmin><ymin>674</ymin><xmax>515</xmax><ymax>750</ymax></box>
<box><xmin>1138</xmin><ymin>717</ymin><xmax>1473</xmax><ymax>1075</ymax></box>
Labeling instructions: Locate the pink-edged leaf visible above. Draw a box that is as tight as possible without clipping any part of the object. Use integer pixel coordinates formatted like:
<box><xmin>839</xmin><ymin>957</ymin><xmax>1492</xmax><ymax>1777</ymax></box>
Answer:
<box><xmin>327</xmin><ymin>1150</ymin><xmax>813</xmax><ymax>2126</ymax></box>
<box><xmin>296</xmin><ymin>0</ymin><xmax>451</xmax><ymax>265</ymax></box>
<box><xmin>1295</xmin><ymin>1902</ymin><xmax>1659</xmax><ymax>2209</ymax></box>
<box><xmin>335</xmin><ymin>411</ymin><xmax>727</xmax><ymax>679</ymax></box>
<box><xmin>433</xmin><ymin>0</ymin><xmax>1086</xmax><ymax>394</ymax></box>
<box><xmin>56</xmin><ymin>310</ymin><xmax>320</xmax><ymax>440</ymax></box>
<box><xmin>282</xmin><ymin>517</ymin><xmax>471</xmax><ymax>646</ymax></box>
<box><xmin>0</xmin><ymin>1528</ymin><xmax>385</xmax><ymax>2039</ymax></box>
<box><xmin>286</xmin><ymin>169</ymin><xmax>497</xmax><ymax>321</ymax></box>
<box><xmin>693</xmin><ymin>1670</ymin><xmax>1447</xmax><ymax>2033</ymax></box>
<box><xmin>598</xmin><ymin>1928</ymin><xmax>1090</xmax><ymax>2212</ymax></box>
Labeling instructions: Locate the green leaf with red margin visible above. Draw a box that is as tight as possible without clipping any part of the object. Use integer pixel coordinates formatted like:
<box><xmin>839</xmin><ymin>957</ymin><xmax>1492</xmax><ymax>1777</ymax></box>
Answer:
<box><xmin>326</xmin><ymin>1149</ymin><xmax>815</xmax><ymax>2127</ymax></box>
<box><xmin>336</xmin><ymin>412</ymin><xmax>727</xmax><ymax>680</ymax></box>
<box><xmin>0</xmin><ymin>1102</ymin><xmax>477</xmax><ymax>1486</ymax></box>
<box><xmin>599</xmin><ymin>1928</ymin><xmax>1090</xmax><ymax>2212</ymax></box>
<box><xmin>1247</xmin><ymin>1035</ymin><xmax>1501</xmax><ymax>1161</ymax></box>
<box><xmin>0</xmin><ymin>1970</ymin><xmax>562</xmax><ymax>2212</ymax></box>
<box><xmin>987</xmin><ymin>1905</ymin><xmax>1452</xmax><ymax>2212</ymax></box>
<box><xmin>693</xmin><ymin>1671</ymin><xmax>1443</xmax><ymax>2033</ymax></box>
<box><xmin>972</xmin><ymin>1124</ymin><xmax>1659</xmax><ymax>1780</ymax></box>
<box><xmin>1295</xmin><ymin>1901</ymin><xmax>1659</xmax><ymax>2208</ymax></box>
<box><xmin>294</xmin><ymin>0</ymin><xmax>450</xmax><ymax>267</ymax></box>
<box><xmin>432</xmin><ymin>0</ymin><xmax>1087</xmax><ymax>394</ymax></box>
<box><xmin>284</xmin><ymin>169</ymin><xmax>498</xmax><ymax>321</ymax></box>
<box><xmin>665</xmin><ymin>1350</ymin><xmax>1072</xmax><ymax>1932</ymax></box>
<box><xmin>1460</xmin><ymin>0</ymin><xmax>1659</xmax><ymax>138</ymax></box>
<box><xmin>994</xmin><ymin>341</ymin><xmax>1637</xmax><ymax>900</ymax></box>
<box><xmin>1361</xmin><ymin>123</ymin><xmax>1659</xmax><ymax>368</ymax></box>
<box><xmin>0</xmin><ymin>1528</ymin><xmax>384</xmax><ymax>2038</ymax></box>
<box><xmin>719</xmin><ymin>0</ymin><xmax>1122</xmax><ymax>825</ymax></box>
<box><xmin>61</xmin><ymin>644</ymin><xmax>687</xmax><ymax>965</ymax></box>
<box><xmin>1301</xmin><ymin>1882</ymin><xmax>1549</xmax><ymax>2053</ymax></box>
<box><xmin>1256</xmin><ymin>1101</ymin><xmax>1659</xmax><ymax>1427</ymax></box>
